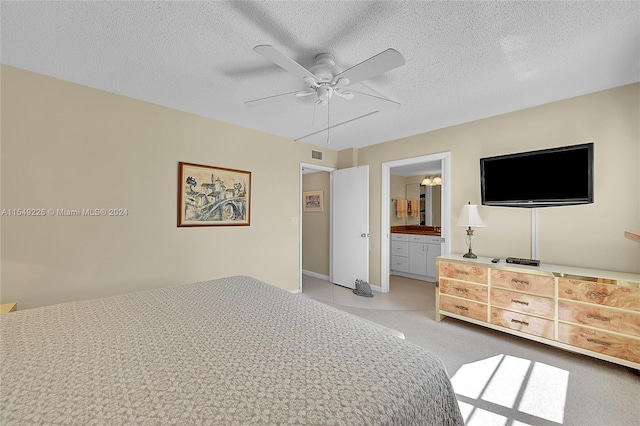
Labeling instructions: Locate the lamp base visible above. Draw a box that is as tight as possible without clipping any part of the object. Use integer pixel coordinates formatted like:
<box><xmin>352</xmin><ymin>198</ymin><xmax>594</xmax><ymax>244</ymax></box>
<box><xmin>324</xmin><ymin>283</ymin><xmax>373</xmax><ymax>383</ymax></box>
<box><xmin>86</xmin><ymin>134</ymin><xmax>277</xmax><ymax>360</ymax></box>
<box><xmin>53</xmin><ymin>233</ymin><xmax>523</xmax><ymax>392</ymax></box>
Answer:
<box><xmin>463</xmin><ymin>250</ymin><xmax>477</xmax><ymax>259</ymax></box>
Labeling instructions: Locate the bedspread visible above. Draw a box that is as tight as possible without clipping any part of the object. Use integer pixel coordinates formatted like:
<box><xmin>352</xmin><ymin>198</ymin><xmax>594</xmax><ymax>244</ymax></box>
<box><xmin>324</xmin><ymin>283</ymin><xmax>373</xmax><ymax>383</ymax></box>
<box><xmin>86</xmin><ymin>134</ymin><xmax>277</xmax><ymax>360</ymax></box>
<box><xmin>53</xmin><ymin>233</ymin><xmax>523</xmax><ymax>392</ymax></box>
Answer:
<box><xmin>0</xmin><ymin>276</ymin><xmax>463</xmax><ymax>425</ymax></box>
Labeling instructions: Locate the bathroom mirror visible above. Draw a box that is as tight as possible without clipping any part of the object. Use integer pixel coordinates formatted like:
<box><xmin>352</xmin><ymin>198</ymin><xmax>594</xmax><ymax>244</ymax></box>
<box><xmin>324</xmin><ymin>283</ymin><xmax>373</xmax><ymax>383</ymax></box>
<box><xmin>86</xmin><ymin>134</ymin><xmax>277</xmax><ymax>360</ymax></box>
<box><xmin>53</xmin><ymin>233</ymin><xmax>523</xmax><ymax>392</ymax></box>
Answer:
<box><xmin>406</xmin><ymin>183</ymin><xmax>441</xmax><ymax>227</ymax></box>
<box><xmin>390</xmin><ymin>168</ymin><xmax>442</xmax><ymax>228</ymax></box>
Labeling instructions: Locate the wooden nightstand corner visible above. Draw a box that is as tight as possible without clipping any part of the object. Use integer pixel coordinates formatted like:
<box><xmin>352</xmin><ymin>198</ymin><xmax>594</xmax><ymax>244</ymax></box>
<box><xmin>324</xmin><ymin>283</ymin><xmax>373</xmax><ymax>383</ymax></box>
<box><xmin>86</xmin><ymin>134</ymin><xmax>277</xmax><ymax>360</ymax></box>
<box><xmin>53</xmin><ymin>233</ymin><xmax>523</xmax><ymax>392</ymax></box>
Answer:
<box><xmin>0</xmin><ymin>302</ymin><xmax>17</xmax><ymax>314</ymax></box>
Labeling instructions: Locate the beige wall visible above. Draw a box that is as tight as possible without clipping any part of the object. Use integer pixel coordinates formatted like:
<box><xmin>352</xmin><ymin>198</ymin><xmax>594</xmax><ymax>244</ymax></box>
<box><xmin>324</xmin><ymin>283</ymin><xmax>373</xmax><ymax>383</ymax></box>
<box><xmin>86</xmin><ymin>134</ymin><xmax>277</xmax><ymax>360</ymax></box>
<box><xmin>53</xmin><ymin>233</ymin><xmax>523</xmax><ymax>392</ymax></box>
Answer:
<box><xmin>302</xmin><ymin>172</ymin><xmax>330</xmax><ymax>276</ymax></box>
<box><xmin>2</xmin><ymin>67</ymin><xmax>637</xmax><ymax>309</ymax></box>
<box><xmin>432</xmin><ymin>185</ymin><xmax>441</xmax><ymax>226</ymax></box>
<box><xmin>359</xmin><ymin>83</ymin><xmax>640</xmax><ymax>286</ymax></box>
<box><xmin>0</xmin><ymin>66</ymin><xmax>338</xmax><ymax>308</ymax></box>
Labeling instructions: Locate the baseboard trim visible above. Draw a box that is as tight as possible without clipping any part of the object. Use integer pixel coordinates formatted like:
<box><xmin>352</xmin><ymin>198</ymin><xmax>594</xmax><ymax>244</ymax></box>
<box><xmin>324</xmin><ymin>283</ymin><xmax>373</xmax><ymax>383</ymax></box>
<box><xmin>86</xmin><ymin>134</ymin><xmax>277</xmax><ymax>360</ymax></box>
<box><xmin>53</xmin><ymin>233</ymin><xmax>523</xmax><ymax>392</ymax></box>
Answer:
<box><xmin>369</xmin><ymin>284</ymin><xmax>382</xmax><ymax>293</ymax></box>
<box><xmin>302</xmin><ymin>270</ymin><xmax>330</xmax><ymax>281</ymax></box>
<box><xmin>391</xmin><ymin>271</ymin><xmax>435</xmax><ymax>283</ymax></box>
<box><xmin>302</xmin><ymin>270</ymin><xmax>382</xmax><ymax>293</ymax></box>
<box><xmin>289</xmin><ymin>289</ymin><xmax>301</xmax><ymax>294</ymax></box>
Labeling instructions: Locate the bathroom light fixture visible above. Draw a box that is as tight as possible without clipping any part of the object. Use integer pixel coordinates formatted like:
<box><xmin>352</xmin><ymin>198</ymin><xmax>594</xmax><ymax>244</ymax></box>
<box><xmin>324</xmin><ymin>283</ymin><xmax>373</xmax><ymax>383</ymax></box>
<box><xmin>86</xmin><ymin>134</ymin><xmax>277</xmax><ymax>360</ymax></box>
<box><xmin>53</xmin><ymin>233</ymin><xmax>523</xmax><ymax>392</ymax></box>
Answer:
<box><xmin>421</xmin><ymin>175</ymin><xmax>442</xmax><ymax>186</ymax></box>
<box><xmin>456</xmin><ymin>202</ymin><xmax>486</xmax><ymax>258</ymax></box>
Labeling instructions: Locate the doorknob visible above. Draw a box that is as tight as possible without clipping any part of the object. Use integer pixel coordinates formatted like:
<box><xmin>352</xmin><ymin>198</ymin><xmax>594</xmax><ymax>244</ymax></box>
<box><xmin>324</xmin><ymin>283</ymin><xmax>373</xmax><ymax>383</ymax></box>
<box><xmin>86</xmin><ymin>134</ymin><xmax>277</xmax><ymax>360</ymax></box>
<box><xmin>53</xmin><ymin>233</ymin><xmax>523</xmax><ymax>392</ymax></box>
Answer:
<box><xmin>360</xmin><ymin>233</ymin><xmax>370</xmax><ymax>238</ymax></box>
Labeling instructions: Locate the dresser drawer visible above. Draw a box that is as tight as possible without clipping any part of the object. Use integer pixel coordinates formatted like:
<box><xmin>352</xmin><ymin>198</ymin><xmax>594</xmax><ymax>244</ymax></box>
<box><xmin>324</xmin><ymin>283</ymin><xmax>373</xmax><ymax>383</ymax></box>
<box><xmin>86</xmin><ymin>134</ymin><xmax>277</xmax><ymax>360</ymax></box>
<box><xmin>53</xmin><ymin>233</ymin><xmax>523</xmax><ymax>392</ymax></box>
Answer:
<box><xmin>559</xmin><ymin>278</ymin><xmax>640</xmax><ymax>312</ymax></box>
<box><xmin>391</xmin><ymin>233</ymin><xmax>409</xmax><ymax>242</ymax></box>
<box><xmin>491</xmin><ymin>307</ymin><xmax>554</xmax><ymax>340</ymax></box>
<box><xmin>440</xmin><ymin>295</ymin><xmax>487</xmax><ymax>322</ymax></box>
<box><xmin>439</xmin><ymin>262</ymin><xmax>488</xmax><ymax>284</ymax></box>
<box><xmin>490</xmin><ymin>288</ymin><xmax>554</xmax><ymax>318</ymax></box>
<box><xmin>440</xmin><ymin>279</ymin><xmax>488</xmax><ymax>303</ymax></box>
<box><xmin>558</xmin><ymin>323</ymin><xmax>640</xmax><ymax>364</ymax></box>
<box><xmin>391</xmin><ymin>241</ymin><xmax>409</xmax><ymax>257</ymax></box>
<box><xmin>558</xmin><ymin>300</ymin><xmax>640</xmax><ymax>337</ymax></box>
<box><xmin>491</xmin><ymin>270</ymin><xmax>555</xmax><ymax>297</ymax></box>
<box><xmin>391</xmin><ymin>255</ymin><xmax>409</xmax><ymax>272</ymax></box>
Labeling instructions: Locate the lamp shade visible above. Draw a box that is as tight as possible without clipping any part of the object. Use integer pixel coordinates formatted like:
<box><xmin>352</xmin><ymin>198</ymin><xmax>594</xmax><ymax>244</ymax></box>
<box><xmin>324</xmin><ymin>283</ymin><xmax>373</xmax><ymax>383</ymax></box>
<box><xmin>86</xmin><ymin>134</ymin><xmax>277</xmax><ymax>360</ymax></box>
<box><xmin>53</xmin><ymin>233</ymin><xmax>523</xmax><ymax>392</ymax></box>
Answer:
<box><xmin>421</xmin><ymin>177</ymin><xmax>431</xmax><ymax>186</ymax></box>
<box><xmin>456</xmin><ymin>203</ymin><xmax>486</xmax><ymax>227</ymax></box>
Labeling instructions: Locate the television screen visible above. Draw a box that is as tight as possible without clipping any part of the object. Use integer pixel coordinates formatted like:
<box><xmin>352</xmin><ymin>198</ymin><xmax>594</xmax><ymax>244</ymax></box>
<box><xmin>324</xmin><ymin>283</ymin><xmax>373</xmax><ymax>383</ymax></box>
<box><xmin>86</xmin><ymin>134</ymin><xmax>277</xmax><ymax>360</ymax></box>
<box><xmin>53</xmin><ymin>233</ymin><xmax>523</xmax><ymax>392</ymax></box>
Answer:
<box><xmin>480</xmin><ymin>143</ymin><xmax>594</xmax><ymax>208</ymax></box>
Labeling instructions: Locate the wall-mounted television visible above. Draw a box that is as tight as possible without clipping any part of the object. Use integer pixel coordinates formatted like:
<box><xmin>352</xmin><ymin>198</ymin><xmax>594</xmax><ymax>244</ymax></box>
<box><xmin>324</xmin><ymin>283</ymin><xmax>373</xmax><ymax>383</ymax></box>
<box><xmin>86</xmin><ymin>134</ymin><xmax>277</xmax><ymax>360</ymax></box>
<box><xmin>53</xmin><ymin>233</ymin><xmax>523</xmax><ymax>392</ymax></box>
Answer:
<box><xmin>480</xmin><ymin>143</ymin><xmax>594</xmax><ymax>208</ymax></box>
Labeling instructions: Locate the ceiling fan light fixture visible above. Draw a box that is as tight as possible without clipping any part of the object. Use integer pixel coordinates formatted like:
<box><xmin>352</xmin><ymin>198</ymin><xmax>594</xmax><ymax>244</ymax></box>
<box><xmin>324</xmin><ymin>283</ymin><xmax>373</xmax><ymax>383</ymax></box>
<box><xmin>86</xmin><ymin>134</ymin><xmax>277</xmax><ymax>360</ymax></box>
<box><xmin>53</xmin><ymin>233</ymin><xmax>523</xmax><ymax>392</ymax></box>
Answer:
<box><xmin>317</xmin><ymin>85</ymin><xmax>333</xmax><ymax>103</ymax></box>
<box><xmin>334</xmin><ymin>77</ymin><xmax>350</xmax><ymax>87</ymax></box>
<box><xmin>303</xmin><ymin>76</ymin><xmax>319</xmax><ymax>88</ymax></box>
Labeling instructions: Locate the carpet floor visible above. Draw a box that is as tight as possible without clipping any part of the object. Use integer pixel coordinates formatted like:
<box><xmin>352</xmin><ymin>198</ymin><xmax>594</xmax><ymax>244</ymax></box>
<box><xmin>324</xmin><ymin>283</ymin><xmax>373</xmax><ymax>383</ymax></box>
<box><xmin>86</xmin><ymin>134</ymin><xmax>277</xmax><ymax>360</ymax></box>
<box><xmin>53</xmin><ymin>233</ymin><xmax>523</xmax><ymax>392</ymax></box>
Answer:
<box><xmin>302</xmin><ymin>274</ymin><xmax>640</xmax><ymax>426</ymax></box>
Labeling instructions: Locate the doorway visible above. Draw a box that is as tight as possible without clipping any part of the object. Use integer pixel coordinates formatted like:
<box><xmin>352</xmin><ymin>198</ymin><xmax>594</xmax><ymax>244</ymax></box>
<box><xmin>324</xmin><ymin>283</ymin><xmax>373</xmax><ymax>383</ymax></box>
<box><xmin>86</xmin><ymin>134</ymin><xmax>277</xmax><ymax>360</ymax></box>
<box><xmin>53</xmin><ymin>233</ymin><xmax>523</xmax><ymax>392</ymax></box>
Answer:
<box><xmin>299</xmin><ymin>163</ymin><xmax>335</xmax><ymax>292</ymax></box>
<box><xmin>380</xmin><ymin>152</ymin><xmax>451</xmax><ymax>293</ymax></box>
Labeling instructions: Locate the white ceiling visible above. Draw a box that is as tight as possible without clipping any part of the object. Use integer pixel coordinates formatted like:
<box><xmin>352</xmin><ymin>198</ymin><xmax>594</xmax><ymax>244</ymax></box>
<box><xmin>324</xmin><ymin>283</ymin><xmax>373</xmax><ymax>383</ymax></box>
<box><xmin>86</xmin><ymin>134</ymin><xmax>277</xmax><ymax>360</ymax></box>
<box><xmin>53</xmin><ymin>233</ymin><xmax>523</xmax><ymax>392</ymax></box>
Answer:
<box><xmin>2</xmin><ymin>1</ymin><xmax>638</xmax><ymax>152</ymax></box>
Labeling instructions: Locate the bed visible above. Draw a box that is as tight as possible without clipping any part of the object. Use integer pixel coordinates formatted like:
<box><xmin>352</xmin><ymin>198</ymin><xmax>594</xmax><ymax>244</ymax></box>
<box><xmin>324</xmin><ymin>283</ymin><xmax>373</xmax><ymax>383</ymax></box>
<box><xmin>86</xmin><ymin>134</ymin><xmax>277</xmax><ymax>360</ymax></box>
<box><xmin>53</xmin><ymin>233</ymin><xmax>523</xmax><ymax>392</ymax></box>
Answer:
<box><xmin>1</xmin><ymin>275</ymin><xmax>463</xmax><ymax>425</ymax></box>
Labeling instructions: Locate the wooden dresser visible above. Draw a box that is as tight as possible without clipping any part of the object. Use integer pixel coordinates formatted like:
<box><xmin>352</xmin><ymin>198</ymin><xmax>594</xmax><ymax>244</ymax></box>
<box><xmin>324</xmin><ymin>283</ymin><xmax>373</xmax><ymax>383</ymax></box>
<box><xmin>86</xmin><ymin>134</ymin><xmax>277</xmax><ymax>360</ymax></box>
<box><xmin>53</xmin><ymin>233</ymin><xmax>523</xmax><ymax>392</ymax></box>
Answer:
<box><xmin>436</xmin><ymin>254</ymin><xmax>640</xmax><ymax>369</ymax></box>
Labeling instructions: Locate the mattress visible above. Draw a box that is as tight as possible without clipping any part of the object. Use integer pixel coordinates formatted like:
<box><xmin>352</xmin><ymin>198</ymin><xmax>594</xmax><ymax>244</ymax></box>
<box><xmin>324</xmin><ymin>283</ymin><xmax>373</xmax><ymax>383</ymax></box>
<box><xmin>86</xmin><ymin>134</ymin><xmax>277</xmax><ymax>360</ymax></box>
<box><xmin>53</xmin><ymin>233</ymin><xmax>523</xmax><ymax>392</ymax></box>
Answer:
<box><xmin>0</xmin><ymin>275</ymin><xmax>463</xmax><ymax>425</ymax></box>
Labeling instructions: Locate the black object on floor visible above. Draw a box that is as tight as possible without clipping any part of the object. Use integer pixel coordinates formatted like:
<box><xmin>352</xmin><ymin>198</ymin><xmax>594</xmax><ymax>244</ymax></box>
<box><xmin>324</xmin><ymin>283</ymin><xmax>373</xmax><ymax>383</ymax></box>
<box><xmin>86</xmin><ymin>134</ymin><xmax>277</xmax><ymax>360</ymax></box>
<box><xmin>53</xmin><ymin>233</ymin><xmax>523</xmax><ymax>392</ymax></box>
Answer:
<box><xmin>353</xmin><ymin>279</ymin><xmax>374</xmax><ymax>297</ymax></box>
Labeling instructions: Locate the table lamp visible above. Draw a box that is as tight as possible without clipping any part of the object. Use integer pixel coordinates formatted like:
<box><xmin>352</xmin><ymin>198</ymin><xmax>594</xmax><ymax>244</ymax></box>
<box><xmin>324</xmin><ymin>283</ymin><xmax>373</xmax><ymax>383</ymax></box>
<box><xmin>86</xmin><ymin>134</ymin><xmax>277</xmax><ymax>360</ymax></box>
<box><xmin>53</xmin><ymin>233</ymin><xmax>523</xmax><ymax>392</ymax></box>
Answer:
<box><xmin>456</xmin><ymin>202</ymin><xmax>486</xmax><ymax>258</ymax></box>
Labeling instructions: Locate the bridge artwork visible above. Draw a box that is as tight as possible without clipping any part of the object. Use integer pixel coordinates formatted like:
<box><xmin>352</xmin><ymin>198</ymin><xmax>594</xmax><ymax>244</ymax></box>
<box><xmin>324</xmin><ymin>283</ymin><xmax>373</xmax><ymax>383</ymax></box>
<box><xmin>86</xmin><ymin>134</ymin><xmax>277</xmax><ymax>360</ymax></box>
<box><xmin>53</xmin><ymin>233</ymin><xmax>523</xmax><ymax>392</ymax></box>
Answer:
<box><xmin>191</xmin><ymin>198</ymin><xmax>247</xmax><ymax>222</ymax></box>
<box><xmin>178</xmin><ymin>162</ymin><xmax>251</xmax><ymax>227</ymax></box>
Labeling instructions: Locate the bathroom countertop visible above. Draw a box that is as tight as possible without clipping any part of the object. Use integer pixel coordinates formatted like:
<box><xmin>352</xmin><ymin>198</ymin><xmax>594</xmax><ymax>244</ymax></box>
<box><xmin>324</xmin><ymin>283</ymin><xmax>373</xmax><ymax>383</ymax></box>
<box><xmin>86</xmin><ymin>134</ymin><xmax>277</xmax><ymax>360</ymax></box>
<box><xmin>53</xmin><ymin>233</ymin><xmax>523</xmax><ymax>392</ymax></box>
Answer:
<box><xmin>391</xmin><ymin>226</ymin><xmax>441</xmax><ymax>236</ymax></box>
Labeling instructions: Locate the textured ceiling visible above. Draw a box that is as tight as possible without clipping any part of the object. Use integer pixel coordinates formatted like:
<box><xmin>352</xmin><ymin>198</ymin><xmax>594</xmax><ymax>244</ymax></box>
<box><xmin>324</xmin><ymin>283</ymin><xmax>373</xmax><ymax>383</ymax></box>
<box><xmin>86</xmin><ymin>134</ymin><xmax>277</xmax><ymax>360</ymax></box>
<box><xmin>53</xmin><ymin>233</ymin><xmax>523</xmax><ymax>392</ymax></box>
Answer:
<box><xmin>1</xmin><ymin>1</ymin><xmax>638</xmax><ymax>151</ymax></box>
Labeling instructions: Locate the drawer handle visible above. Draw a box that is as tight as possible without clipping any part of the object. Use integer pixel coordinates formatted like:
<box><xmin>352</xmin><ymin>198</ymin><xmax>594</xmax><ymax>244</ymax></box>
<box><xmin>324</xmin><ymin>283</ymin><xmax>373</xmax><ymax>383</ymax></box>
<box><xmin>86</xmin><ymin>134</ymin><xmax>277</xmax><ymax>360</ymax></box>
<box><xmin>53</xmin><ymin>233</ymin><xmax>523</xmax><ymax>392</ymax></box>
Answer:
<box><xmin>454</xmin><ymin>305</ymin><xmax>469</xmax><ymax>311</ymax></box>
<box><xmin>587</xmin><ymin>338</ymin><xmax>611</xmax><ymax>347</ymax></box>
<box><xmin>587</xmin><ymin>314</ymin><xmax>611</xmax><ymax>322</ymax></box>
<box><xmin>511</xmin><ymin>278</ymin><xmax>529</xmax><ymax>285</ymax></box>
<box><xmin>511</xmin><ymin>299</ymin><xmax>529</xmax><ymax>306</ymax></box>
<box><xmin>455</xmin><ymin>269</ymin><xmax>469</xmax><ymax>275</ymax></box>
<box><xmin>454</xmin><ymin>287</ymin><xmax>469</xmax><ymax>293</ymax></box>
<box><xmin>511</xmin><ymin>319</ymin><xmax>529</xmax><ymax>326</ymax></box>
<box><xmin>586</xmin><ymin>291</ymin><xmax>610</xmax><ymax>298</ymax></box>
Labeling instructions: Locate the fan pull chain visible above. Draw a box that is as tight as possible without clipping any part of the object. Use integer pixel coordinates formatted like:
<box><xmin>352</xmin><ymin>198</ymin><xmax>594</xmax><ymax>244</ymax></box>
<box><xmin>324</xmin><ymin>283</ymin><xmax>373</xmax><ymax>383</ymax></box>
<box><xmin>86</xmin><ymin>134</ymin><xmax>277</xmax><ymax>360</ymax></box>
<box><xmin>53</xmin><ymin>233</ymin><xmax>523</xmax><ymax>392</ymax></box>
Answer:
<box><xmin>326</xmin><ymin>97</ymin><xmax>331</xmax><ymax>144</ymax></box>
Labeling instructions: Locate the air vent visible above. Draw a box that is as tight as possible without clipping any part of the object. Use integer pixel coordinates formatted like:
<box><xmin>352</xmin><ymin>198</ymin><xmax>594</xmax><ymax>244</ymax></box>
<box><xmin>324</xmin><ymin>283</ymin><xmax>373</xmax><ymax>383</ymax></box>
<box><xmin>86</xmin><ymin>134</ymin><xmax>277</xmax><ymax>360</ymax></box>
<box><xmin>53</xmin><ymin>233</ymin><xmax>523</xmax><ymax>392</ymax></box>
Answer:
<box><xmin>311</xmin><ymin>150</ymin><xmax>323</xmax><ymax>160</ymax></box>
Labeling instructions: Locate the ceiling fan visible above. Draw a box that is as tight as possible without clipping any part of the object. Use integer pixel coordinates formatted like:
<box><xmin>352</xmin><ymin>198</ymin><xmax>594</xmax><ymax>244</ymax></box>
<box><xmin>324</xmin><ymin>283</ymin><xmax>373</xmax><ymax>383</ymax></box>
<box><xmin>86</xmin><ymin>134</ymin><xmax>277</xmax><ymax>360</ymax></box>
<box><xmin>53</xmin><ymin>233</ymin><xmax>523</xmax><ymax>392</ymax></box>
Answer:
<box><xmin>245</xmin><ymin>45</ymin><xmax>405</xmax><ymax>143</ymax></box>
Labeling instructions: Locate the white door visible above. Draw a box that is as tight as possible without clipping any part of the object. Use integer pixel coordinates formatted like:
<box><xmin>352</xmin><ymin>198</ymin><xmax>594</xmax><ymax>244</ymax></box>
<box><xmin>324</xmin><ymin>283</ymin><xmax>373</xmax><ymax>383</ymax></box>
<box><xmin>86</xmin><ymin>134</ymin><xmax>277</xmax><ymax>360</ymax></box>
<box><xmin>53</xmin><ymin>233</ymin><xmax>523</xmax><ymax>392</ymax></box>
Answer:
<box><xmin>332</xmin><ymin>166</ymin><xmax>369</xmax><ymax>289</ymax></box>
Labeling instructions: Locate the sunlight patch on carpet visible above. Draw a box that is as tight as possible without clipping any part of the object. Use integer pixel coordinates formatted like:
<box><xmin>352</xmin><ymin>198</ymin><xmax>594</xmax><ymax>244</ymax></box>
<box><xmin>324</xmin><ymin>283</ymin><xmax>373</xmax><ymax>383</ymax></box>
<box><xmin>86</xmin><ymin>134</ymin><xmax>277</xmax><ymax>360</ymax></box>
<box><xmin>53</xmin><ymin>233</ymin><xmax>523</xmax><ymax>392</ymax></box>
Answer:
<box><xmin>451</xmin><ymin>354</ymin><xmax>568</xmax><ymax>425</ymax></box>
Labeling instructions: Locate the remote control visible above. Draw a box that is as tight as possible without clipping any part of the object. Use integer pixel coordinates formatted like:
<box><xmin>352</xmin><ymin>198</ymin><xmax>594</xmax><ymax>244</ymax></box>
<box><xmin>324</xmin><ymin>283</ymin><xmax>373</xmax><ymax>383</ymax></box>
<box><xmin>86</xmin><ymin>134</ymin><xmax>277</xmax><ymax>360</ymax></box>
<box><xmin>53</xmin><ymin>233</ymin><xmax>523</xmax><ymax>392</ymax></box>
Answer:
<box><xmin>506</xmin><ymin>257</ymin><xmax>540</xmax><ymax>266</ymax></box>
<box><xmin>491</xmin><ymin>258</ymin><xmax>500</xmax><ymax>263</ymax></box>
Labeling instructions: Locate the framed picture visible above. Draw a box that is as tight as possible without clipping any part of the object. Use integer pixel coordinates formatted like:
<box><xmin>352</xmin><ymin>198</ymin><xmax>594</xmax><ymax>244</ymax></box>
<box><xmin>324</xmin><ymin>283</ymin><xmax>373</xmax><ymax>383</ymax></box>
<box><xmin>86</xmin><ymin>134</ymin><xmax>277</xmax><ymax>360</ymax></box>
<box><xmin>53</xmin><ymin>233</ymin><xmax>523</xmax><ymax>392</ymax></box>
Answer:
<box><xmin>178</xmin><ymin>162</ymin><xmax>251</xmax><ymax>227</ymax></box>
<box><xmin>303</xmin><ymin>190</ymin><xmax>324</xmax><ymax>212</ymax></box>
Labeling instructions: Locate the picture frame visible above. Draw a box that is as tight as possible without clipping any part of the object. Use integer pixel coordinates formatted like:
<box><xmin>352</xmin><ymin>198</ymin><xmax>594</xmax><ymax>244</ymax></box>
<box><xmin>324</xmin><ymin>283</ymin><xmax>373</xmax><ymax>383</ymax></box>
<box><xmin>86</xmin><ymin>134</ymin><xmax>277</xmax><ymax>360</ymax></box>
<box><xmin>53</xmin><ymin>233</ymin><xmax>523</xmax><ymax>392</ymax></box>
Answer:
<box><xmin>303</xmin><ymin>190</ymin><xmax>324</xmax><ymax>212</ymax></box>
<box><xmin>178</xmin><ymin>162</ymin><xmax>251</xmax><ymax>227</ymax></box>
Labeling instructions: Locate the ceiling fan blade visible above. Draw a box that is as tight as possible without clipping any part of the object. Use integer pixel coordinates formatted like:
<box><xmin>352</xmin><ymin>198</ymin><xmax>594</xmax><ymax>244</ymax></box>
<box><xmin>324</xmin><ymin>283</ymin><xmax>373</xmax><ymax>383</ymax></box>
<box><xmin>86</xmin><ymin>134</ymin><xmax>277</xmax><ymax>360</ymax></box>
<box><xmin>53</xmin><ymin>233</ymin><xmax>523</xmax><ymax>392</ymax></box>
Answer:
<box><xmin>254</xmin><ymin>45</ymin><xmax>317</xmax><ymax>82</ymax></box>
<box><xmin>336</xmin><ymin>48</ymin><xmax>405</xmax><ymax>86</ymax></box>
<box><xmin>294</xmin><ymin>91</ymin><xmax>316</xmax><ymax>97</ymax></box>
<box><xmin>295</xmin><ymin>111</ymin><xmax>380</xmax><ymax>141</ymax></box>
<box><xmin>244</xmin><ymin>91</ymin><xmax>300</xmax><ymax>107</ymax></box>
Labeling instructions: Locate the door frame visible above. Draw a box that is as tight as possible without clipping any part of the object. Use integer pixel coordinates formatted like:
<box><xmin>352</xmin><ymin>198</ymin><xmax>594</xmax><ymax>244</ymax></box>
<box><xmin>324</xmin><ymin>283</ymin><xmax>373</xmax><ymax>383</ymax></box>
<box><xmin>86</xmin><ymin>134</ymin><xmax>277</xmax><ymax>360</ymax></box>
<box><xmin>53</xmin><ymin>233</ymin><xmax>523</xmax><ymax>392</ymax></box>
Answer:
<box><xmin>380</xmin><ymin>152</ymin><xmax>451</xmax><ymax>293</ymax></box>
<box><xmin>299</xmin><ymin>162</ymin><xmax>336</xmax><ymax>292</ymax></box>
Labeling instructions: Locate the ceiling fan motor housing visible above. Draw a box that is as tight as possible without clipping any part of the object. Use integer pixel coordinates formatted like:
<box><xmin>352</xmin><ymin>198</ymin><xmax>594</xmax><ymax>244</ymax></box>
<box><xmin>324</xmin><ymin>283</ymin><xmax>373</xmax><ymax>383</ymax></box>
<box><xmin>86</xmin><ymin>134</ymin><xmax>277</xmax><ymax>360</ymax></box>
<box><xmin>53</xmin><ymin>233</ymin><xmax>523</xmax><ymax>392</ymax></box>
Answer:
<box><xmin>310</xmin><ymin>53</ymin><xmax>341</xmax><ymax>82</ymax></box>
